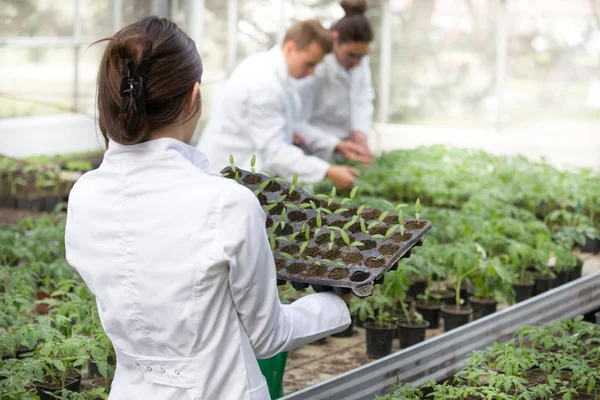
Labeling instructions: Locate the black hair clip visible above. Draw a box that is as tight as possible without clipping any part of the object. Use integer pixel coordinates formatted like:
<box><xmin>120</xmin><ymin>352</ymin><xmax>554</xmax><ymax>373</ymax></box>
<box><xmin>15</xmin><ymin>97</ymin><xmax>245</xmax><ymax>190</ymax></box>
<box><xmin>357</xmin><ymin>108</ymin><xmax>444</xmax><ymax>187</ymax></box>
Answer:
<box><xmin>119</xmin><ymin>59</ymin><xmax>148</xmax><ymax>115</ymax></box>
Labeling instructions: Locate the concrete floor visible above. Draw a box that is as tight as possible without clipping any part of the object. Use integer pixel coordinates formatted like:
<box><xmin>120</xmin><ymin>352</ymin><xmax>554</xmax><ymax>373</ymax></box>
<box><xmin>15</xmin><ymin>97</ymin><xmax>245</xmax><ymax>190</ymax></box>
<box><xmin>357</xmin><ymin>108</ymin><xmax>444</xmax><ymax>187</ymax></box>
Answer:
<box><xmin>282</xmin><ymin>252</ymin><xmax>600</xmax><ymax>396</ymax></box>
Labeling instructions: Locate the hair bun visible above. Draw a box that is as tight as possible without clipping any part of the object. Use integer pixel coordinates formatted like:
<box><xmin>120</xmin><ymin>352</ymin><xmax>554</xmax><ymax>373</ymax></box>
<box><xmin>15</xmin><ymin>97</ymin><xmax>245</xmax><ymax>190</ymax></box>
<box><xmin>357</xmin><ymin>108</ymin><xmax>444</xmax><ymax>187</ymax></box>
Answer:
<box><xmin>340</xmin><ymin>0</ymin><xmax>367</xmax><ymax>16</ymax></box>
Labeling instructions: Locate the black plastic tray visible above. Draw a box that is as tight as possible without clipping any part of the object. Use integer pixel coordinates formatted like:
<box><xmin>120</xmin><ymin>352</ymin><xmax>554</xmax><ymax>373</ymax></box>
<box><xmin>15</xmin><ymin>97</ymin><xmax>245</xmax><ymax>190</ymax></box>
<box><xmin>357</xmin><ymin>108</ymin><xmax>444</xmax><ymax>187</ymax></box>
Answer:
<box><xmin>222</xmin><ymin>167</ymin><xmax>432</xmax><ymax>297</ymax></box>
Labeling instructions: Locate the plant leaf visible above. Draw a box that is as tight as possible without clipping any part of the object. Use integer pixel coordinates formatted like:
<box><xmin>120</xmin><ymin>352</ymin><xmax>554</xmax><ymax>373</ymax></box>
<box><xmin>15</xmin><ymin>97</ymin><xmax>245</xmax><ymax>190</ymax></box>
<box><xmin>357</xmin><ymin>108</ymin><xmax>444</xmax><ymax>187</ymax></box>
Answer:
<box><xmin>280</xmin><ymin>252</ymin><xmax>293</xmax><ymax>259</ymax></box>
<box><xmin>350</xmin><ymin>186</ymin><xmax>359</xmax><ymax>200</ymax></box>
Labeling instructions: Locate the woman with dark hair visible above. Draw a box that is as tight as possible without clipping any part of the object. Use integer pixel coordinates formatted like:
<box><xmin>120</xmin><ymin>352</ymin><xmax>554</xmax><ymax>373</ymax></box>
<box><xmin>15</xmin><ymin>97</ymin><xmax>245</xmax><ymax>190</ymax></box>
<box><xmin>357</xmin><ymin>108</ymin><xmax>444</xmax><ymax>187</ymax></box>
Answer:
<box><xmin>65</xmin><ymin>16</ymin><xmax>350</xmax><ymax>400</ymax></box>
<box><xmin>298</xmin><ymin>0</ymin><xmax>375</xmax><ymax>164</ymax></box>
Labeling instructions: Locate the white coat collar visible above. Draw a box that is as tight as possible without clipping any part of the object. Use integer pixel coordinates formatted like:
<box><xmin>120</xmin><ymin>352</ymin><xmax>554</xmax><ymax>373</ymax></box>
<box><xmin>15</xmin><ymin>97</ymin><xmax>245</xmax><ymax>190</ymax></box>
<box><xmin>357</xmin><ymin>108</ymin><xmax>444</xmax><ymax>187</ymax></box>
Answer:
<box><xmin>269</xmin><ymin>46</ymin><xmax>294</xmax><ymax>85</ymax></box>
<box><xmin>104</xmin><ymin>137</ymin><xmax>210</xmax><ymax>171</ymax></box>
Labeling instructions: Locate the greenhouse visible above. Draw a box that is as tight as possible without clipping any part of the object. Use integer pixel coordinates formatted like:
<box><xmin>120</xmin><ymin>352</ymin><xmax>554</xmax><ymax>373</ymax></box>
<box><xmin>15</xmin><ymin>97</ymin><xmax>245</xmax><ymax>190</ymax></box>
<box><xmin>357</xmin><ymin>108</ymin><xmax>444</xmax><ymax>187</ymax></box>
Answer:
<box><xmin>1</xmin><ymin>0</ymin><xmax>600</xmax><ymax>399</ymax></box>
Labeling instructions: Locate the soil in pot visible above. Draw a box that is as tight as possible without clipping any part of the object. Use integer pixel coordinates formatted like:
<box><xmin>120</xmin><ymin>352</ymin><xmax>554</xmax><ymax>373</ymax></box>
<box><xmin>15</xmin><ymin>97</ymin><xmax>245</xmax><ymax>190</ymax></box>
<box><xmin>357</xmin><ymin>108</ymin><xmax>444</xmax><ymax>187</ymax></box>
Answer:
<box><xmin>415</xmin><ymin>301</ymin><xmax>441</xmax><ymax>329</ymax></box>
<box><xmin>369</xmin><ymin>226</ymin><xmax>388</xmax><ymax>236</ymax></box>
<box><xmin>329</xmin><ymin>220</ymin><xmax>346</xmax><ymax>228</ymax></box>
<box><xmin>287</xmin><ymin>191</ymin><xmax>301</xmax><ymax>202</ymax></box>
<box><xmin>323</xmin><ymin>248</ymin><xmax>340</xmax><ymax>260</ymax></box>
<box><xmin>379</xmin><ymin>244</ymin><xmax>400</xmax><ymax>256</ymax></box>
<box><xmin>270</xmin><ymin>203</ymin><xmax>285</xmax><ymax>215</ymax></box>
<box><xmin>361</xmin><ymin>240</ymin><xmax>377</xmax><ymax>251</ymax></box>
<box><xmin>390</xmin><ymin>232</ymin><xmax>413</xmax><ymax>243</ymax></box>
<box><xmin>285</xmin><ymin>263</ymin><xmax>305</xmax><ymax>275</ymax></box>
<box><xmin>534</xmin><ymin>275</ymin><xmax>556</xmax><ymax>296</ymax></box>
<box><xmin>441</xmin><ymin>304</ymin><xmax>473</xmax><ymax>332</ymax></box>
<box><xmin>513</xmin><ymin>282</ymin><xmax>534</xmax><ymax>303</ymax></box>
<box><xmin>328</xmin><ymin>268</ymin><xmax>349</xmax><ymax>280</ymax></box>
<box><xmin>361</xmin><ymin>210</ymin><xmax>382</xmax><ymax>221</ymax></box>
<box><xmin>257</xmin><ymin>193</ymin><xmax>268</xmax><ymax>206</ymax></box>
<box><xmin>365</xmin><ymin>323</ymin><xmax>396</xmax><ymax>359</ymax></box>
<box><xmin>280</xmin><ymin>244</ymin><xmax>300</xmax><ymax>256</ymax></box>
<box><xmin>243</xmin><ymin>174</ymin><xmax>262</xmax><ymax>185</ymax></box>
<box><xmin>407</xmin><ymin>279</ymin><xmax>427</xmax><ymax>299</ymax></box>
<box><xmin>315</xmin><ymin>233</ymin><xmax>329</xmax><ymax>245</ymax></box>
<box><xmin>365</xmin><ymin>257</ymin><xmax>385</xmax><ymax>269</ymax></box>
<box><xmin>265</xmin><ymin>218</ymin><xmax>274</xmax><ymax>228</ymax></box>
<box><xmin>275</xmin><ymin>258</ymin><xmax>287</xmax><ymax>271</ymax></box>
<box><xmin>287</xmin><ymin>210</ymin><xmax>307</xmax><ymax>222</ymax></box>
<box><xmin>397</xmin><ymin>320</ymin><xmax>430</xmax><ymax>349</ymax></box>
<box><xmin>273</xmin><ymin>224</ymin><xmax>293</xmax><ymax>236</ymax></box>
<box><xmin>264</xmin><ymin>181</ymin><xmax>281</xmax><ymax>192</ymax></box>
<box><xmin>342</xmin><ymin>251</ymin><xmax>363</xmax><ymax>265</ymax></box>
<box><xmin>303</xmin><ymin>246</ymin><xmax>320</xmax><ymax>258</ymax></box>
<box><xmin>469</xmin><ymin>297</ymin><xmax>497</xmax><ymax>320</ymax></box>
<box><xmin>305</xmin><ymin>265</ymin><xmax>328</xmax><ymax>278</ymax></box>
<box><xmin>405</xmin><ymin>220</ymin><xmax>427</xmax><ymax>230</ymax></box>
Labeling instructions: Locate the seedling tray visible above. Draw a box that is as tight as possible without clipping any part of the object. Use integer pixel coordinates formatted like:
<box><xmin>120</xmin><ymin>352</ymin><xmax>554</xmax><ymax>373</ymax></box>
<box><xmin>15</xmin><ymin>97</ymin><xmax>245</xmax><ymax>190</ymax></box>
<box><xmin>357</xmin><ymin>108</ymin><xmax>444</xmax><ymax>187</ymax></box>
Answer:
<box><xmin>222</xmin><ymin>167</ymin><xmax>432</xmax><ymax>297</ymax></box>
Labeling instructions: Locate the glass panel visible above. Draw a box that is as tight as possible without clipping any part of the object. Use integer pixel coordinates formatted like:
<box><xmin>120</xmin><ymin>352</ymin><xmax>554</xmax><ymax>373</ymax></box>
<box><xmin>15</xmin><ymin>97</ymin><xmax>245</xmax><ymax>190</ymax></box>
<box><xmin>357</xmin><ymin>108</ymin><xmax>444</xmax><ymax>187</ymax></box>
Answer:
<box><xmin>80</xmin><ymin>0</ymin><xmax>114</xmax><ymax>38</ymax></box>
<box><xmin>0</xmin><ymin>48</ymin><xmax>75</xmax><ymax>118</ymax></box>
<box><xmin>0</xmin><ymin>0</ymin><xmax>75</xmax><ymax>37</ymax></box>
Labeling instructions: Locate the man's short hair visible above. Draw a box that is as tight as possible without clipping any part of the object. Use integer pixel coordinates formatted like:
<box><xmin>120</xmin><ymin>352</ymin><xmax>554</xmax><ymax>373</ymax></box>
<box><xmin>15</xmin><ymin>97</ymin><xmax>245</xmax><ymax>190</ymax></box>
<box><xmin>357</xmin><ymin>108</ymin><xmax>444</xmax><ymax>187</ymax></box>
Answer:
<box><xmin>283</xmin><ymin>19</ymin><xmax>332</xmax><ymax>53</ymax></box>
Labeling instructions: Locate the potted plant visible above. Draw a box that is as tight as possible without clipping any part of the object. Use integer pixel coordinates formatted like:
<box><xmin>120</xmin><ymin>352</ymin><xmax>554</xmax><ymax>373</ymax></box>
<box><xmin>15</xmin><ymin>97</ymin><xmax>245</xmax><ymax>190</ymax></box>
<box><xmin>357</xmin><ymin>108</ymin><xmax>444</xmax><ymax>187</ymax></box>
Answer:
<box><xmin>441</xmin><ymin>244</ymin><xmax>481</xmax><ymax>331</ymax></box>
<box><xmin>551</xmin><ymin>245</ymin><xmax>577</xmax><ymax>285</ymax></box>
<box><xmin>469</xmin><ymin>257</ymin><xmax>513</xmax><ymax>320</ymax></box>
<box><xmin>384</xmin><ymin>268</ymin><xmax>429</xmax><ymax>348</ymax></box>
<box><xmin>353</xmin><ymin>286</ymin><xmax>397</xmax><ymax>359</ymax></box>
<box><xmin>505</xmin><ymin>242</ymin><xmax>537</xmax><ymax>303</ymax></box>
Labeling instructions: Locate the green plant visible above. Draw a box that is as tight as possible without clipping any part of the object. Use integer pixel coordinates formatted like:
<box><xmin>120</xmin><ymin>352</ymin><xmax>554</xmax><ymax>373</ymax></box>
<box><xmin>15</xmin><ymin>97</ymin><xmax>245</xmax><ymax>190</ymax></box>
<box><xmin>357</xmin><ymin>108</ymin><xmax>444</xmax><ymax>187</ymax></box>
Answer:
<box><xmin>471</xmin><ymin>257</ymin><xmax>513</xmax><ymax>300</ymax></box>
<box><xmin>350</xmin><ymin>286</ymin><xmax>394</xmax><ymax>328</ymax></box>
<box><xmin>444</xmin><ymin>243</ymin><xmax>482</xmax><ymax>307</ymax></box>
<box><xmin>384</xmin><ymin>267</ymin><xmax>422</xmax><ymax>325</ymax></box>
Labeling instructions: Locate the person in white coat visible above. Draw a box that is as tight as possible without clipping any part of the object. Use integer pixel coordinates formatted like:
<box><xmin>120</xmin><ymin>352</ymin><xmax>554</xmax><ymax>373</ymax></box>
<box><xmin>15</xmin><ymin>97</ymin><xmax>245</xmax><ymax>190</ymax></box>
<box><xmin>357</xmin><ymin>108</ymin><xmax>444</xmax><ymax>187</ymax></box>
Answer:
<box><xmin>298</xmin><ymin>0</ymin><xmax>375</xmax><ymax>164</ymax></box>
<box><xmin>197</xmin><ymin>19</ymin><xmax>367</xmax><ymax>190</ymax></box>
<box><xmin>65</xmin><ymin>17</ymin><xmax>350</xmax><ymax>400</ymax></box>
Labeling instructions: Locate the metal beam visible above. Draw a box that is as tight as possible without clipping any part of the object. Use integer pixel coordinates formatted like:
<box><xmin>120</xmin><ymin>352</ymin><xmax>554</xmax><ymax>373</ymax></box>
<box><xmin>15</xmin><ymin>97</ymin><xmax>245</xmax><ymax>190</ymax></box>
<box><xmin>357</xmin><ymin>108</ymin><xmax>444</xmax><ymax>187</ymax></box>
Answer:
<box><xmin>226</xmin><ymin>0</ymin><xmax>238</xmax><ymax>74</ymax></box>
<box><xmin>187</xmin><ymin>0</ymin><xmax>204</xmax><ymax>55</ymax></box>
<box><xmin>495</xmin><ymin>0</ymin><xmax>508</xmax><ymax>132</ymax></box>
<box><xmin>112</xmin><ymin>0</ymin><xmax>123</xmax><ymax>33</ymax></box>
<box><xmin>378</xmin><ymin>0</ymin><xmax>392</xmax><ymax>124</ymax></box>
<box><xmin>282</xmin><ymin>272</ymin><xmax>600</xmax><ymax>400</ymax></box>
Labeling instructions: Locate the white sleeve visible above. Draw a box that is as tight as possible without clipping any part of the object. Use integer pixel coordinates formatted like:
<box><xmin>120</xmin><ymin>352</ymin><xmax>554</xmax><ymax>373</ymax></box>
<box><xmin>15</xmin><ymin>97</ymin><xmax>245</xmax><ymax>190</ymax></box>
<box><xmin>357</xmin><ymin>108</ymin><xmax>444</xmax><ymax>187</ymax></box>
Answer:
<box><xmin>350</xmin><ymin>58</ymin><xmax>375</xmax><ymax>134</ymax></box>
<box><xmin>220</xmin><ymin>186</ymin><xmax>351</xmax><ymax>358</ymax></box>
<box><xmin>246</xmin><ymin>83</ymin><xmax>330</xmax><ymax>183</ymax></box>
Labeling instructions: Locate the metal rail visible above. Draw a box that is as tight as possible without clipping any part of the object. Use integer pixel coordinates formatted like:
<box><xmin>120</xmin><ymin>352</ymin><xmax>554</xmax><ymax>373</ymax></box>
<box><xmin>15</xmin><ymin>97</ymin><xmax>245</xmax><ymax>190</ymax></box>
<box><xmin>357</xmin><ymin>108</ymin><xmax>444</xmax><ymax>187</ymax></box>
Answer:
<box><xmin>282</xmin><ymin>272</ymin><xmax>600</xmax><ymax>400</ymax></box>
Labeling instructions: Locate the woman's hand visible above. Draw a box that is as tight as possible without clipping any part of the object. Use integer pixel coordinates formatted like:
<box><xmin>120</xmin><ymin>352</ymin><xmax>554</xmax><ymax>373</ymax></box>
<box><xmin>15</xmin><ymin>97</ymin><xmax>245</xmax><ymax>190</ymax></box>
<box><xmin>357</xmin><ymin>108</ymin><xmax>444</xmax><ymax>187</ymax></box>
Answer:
<box><xmin>348</xmin><ymin>131</ymin><xmax>373</xmax><ymax>164</ymax></box>
<box><xmin>335</xmin><ymin>139</ymin><xmax>372</xmax><ymax>165</ymax></box>
<box><xmin>326</xmin><ymin>165</ymin><xmax>360</xmax><ymax>190</ymax></box>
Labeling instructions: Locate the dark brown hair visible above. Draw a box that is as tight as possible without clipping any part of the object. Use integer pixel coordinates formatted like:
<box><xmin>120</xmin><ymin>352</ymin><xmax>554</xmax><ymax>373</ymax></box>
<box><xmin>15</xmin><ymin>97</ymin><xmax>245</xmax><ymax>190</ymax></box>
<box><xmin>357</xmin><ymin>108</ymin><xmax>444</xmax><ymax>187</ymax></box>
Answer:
<box><xmin>283</xmin><ymin>19</ymin><xmax>332</xmax><ymax>53</ymax></box>
<box><xmin>332</xmin><ymin>0</ymin><xmax>373</xmax><ymax>43</ymax></box>
<box><xmin>95</xmin><ymin>17</ymin><xmax>202</xmax><ymax>145</ymax></box>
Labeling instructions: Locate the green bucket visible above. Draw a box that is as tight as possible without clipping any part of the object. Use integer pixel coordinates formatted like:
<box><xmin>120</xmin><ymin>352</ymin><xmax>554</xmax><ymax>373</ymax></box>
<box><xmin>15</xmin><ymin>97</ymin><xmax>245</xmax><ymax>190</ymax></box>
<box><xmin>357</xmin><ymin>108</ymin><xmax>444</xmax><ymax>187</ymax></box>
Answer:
<box><xmin>257</xmin><ymin>352</ymin><xmax>288</xmax><ymax>399</ymax></box>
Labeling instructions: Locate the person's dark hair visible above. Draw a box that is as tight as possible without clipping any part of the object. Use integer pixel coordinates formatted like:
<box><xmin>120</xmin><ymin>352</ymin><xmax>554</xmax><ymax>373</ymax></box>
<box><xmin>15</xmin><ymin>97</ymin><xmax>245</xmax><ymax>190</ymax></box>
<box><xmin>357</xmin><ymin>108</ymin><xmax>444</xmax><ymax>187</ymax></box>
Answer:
<box><xmin>283</xmin><ymin>19</ymin><xmax>332</xmax><ymax>53</ymax></box>
<box><xmin>94</xmin><ymin>17</ymin><xmax>203</xmax><ymax>145</ymax></box>
<box><xmin>332</xmin><ymin>0</ymin><xmax>373</xmax><ymax>43</ymax></box>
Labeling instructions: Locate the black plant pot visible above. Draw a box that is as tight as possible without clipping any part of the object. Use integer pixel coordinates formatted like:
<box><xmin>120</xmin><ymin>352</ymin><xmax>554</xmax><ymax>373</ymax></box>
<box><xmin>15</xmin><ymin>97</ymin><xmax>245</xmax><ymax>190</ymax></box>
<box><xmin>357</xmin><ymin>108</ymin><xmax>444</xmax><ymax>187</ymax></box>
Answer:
<box><xmin>0</xmin><ymin>195</ymin><xmax>16</xmax><ymax>208</ymax></box>
<box><xmin>441</xmin><ymin>305</ymin><xmax>472</xmax><ymax>332</ymax></box>
<box><xmin>580</xmin><ymin>236</ymin><xmax>600</xmax><ymax>254</ymax></box>
<box><xmin>87</xmin><ymin>355</ymin><xmax>116</xmax><ymax>378</ymax></box>
<box><xmin>432</xmin><ymin>290</ymin><xmax>456</xmax><ymax>306</ymax></box>
<box><xmin>445</xmin><ymin>285</ymin><xmax>471</xmax><ymax>306</ymax></box>
<box><xmin>513</xmin><ymin>282</ymin><xmax>535</xmax><ymax>303</ymax></box>
<box><xmin>554</xmin><ymin>269</ymin><xmax>569</xmax><ymax>286</ymax></box>
<box><xmin>397</xmin><ymin>321</ymin><xmax>430</xmax><ymax>349</ymax></box>
<box><xmin>44</xmin><ymin>196</ymin><xmax>59</xmax><ymax>212</ymax></box>
<box><xmin>469</xmin><ymin>297</ymin><xmax>497</xmax><ymax>320</ymax></box>
<box><xmin>534</xmin><ymin>275</ymin><xmax>556</xmax><ymax>296</ymax></box>
<box><xmin>16</xmin><ymin>196</ymin><xmax>45</xmax><ymax>211</ymax></box>
<box><xmin>407</xmin><ymin>279</ymin><xmax>427</xmax><ymax>299</ymax></box>
<box><xmin>569</xmin><ymin>261</ymin><xmax>583</xmax><ymax>282</ymax></box>
<box><xmin>332</xmin><ymin>315</ymin><xmax>355</xmax><ymax>338</ymax></box>
<box><xmin>365</xmin><ymin>323</ymin><xmax>396</xmax><ymax>359</ymax></box>
<box><xmin>35</xmin><ymin>373</ymin><xmax>81</xmax><ymax>399</ymax></box>
<box><xmin>415</xmin><ymin>302</ymin><xmax>441</xmax><ymax>329</ymax></box>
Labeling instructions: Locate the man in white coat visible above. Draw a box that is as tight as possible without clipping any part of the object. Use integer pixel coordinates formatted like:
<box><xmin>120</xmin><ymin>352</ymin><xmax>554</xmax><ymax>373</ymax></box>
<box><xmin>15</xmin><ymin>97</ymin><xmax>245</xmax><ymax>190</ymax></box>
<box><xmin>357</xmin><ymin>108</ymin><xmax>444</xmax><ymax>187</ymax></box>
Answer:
<box><xmin>197</xmin><ymin>19</ymin><xmax>368</xmax><ymax>190</ymax></box>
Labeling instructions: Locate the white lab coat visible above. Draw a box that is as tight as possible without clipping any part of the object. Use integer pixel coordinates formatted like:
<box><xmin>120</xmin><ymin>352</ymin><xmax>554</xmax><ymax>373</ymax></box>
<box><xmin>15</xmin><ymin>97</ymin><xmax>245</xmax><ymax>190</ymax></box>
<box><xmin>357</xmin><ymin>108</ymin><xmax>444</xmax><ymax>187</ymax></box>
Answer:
<box><xmin>65</xmin><ymin>138</ymin><xmax>350</xmax><ymax>400</ymax></box>
<box><xmin>297</xmin><ymin>53</ymin><xmax>375</xmax><ymax>161</ymax></box>
<box><xmin>197</xmin><ymin>46</ymin><xmax>330</xmax><ymax>183</ymax></box>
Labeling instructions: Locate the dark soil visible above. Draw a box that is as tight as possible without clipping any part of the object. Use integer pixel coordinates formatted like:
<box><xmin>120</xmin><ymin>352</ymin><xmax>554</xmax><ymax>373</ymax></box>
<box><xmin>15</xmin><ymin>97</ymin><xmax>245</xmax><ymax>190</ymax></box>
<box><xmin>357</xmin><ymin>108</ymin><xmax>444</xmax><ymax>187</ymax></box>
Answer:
<box><xmin>257</xmin><ymin>193</ymin><xmax>268</xmax><ymax>206</ymax></box>
<box><xmin>350</xmin><ymin>271</ymin><xmax>371</xmax><ymax>282</ymax></box>
<box><xmin>315</xmin><ymin>234</ymin><xmax>330</xmax><ymax>245</ymax></box>
<box><xmin>342</xmin><ymin>251</ymin><xmax>363</xmax><ymax>264</ymax></box>
<box><xmin>390</xmin><ymin>232</ymin><xmax>413</xmax><ymax>242</ymax></box>
<box><xmin>325</xmin><ymin>203</ymin><xmax>341</xmax><ymax>212</ymax></box>
<box><xmin>383</xmin><ymin>215</ymin><xmax>398</xmax><ymax>225</ymax></box>
<box><xmin>323</xmin><ymin>248</ymin><xmax>340</xmax><ymax>260</ymax></box>
<box><xmin>243</xmin><ymin>174</ymin><xmax>262</xmax><ymax>185</ymax></box>
<box><xmin>335</xmin><ymin>237</ymin><xmax>351</xmax><ymax>247</ymax></box>
<box><xmin>288</xmin><ymin>211</ymin><xmax>307</xmax><ymax>222</ymax></box>
<box><xmin>365</xmin><ymin>257</ymin><xmax>385</xmax><ymax>269</ymax></box>
<box><xmin>303</xmin><ymin>246</ymin><xmax>320</xmax><ymax>258</ymax></box>
<box><xmin>275</xmin><ymin>258</ymin><xmax>287</xmax><ymax>270</ymax></box>
<box><xmin>265</xmin><ymin>218</ymin><xmax>274</xmax><ymax>228</ymax></box>
<box><xmin>369</xmin><ymin>225</ymin><xmax>389</xmax><ymax>236</ymax></box>
<box><xmin>287</xmin><ymin>190</ymin><xmax>301</xmax><ymax>202</ymax></box>
<box><xmin>306</xmin><ymin>265</ymin><xmax>328</xmax><ymax>278</ymax></box>
<box><xmin>341</xmin><ymin>209</ymin><xmax>357</xmax><ymax>218</ymax></box>
<box><xmin>270</xmin><ymin>203</ymin><xmax>285</xmax><ymax>215</ymax></box>
<box><xmin>405</xmin><ymin>220</ymin><xmax>427</xmax><ymax>230</ymax></box>
<box><xmin>281</xmin><ymin>244</ymin><xmax>300</xmax><ymax>255</ymax></box>
<box><xmin>362</xmin><ymin>240</ymin><xmax>377</xmax><ymax>251</ymax></box>
<box><xmin>348</xmin><ymin>223</ymin><xmax>362</xmax><ymax>234</ymax></box>
<box><xmin>286</xmin><ymin>263</ymin><xmax>305</xmax><ymax>275</ymax></box>
<box><xmin>265</xmin><ymin>181</ymin><xmax>281</xmax><ymax>192</ymax></box>
<box><xmin>329</xmin><ymin>220</ymin><xmax>346</xmax><ymax>228</ymax></box>
<box><xmin>379</xmin><ymin>244</ymin><xmax>400</xmax><ymax>255</ymax></box>
<box><xmin>361</xmin><ymin>209</ymin><xmax>382</xmax><ymax>220</ymax></box>
<box><xmin>274</xmin><ymin>224</ymin><xmax>293</xmax><ymax>236</ymax></box>
<box><xmin>328</xmin><ymin>267</ymin><xmax>349</xmax><ymax>280</ymax></box>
